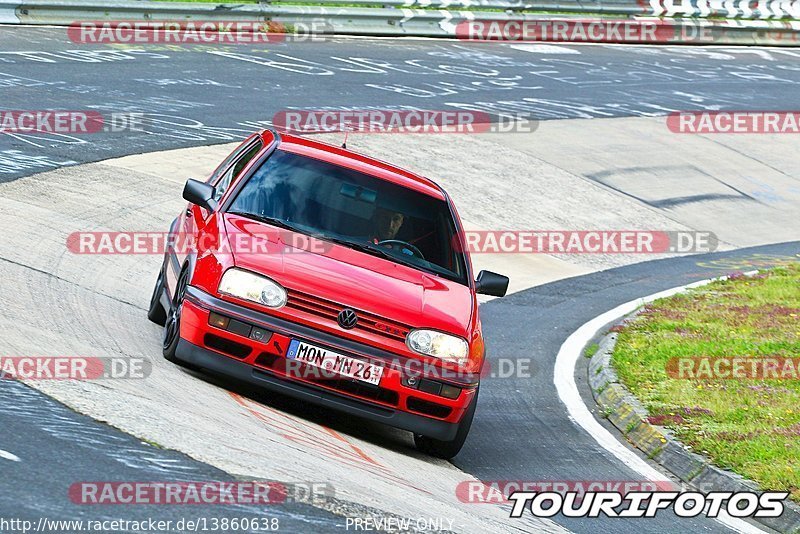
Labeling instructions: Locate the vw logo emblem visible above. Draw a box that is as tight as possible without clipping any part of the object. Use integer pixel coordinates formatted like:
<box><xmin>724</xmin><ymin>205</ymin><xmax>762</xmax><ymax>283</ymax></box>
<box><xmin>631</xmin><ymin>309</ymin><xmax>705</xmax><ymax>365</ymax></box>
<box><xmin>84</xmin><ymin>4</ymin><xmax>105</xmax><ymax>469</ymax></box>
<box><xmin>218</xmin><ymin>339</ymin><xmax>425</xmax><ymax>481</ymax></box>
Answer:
<box><xmin>337</xmin><ymin>308</ymin><xmax>358</xmax><ymax>329</ymax></box>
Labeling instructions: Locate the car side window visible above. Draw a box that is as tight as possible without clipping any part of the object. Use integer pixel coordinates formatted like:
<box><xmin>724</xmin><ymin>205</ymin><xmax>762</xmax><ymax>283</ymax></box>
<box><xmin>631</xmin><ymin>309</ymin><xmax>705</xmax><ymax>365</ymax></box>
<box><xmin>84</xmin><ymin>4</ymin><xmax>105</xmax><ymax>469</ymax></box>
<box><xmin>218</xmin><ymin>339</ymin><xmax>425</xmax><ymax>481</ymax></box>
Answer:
<box><xmin>208</xmin><ymin>138</ymin><xmax>254</xmax><ymax>184</ymax></box>
<box><xmin>213</xmin><ymin>140</ymin><xmax>263</xmax><ymax>202</ymax></box>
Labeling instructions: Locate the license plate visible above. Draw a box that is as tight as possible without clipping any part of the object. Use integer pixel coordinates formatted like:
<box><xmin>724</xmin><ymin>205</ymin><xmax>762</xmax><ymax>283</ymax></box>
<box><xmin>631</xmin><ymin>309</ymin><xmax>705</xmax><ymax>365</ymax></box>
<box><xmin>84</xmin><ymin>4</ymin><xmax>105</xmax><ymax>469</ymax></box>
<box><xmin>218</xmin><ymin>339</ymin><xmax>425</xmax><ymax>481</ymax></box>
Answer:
<box><xmin>286</xmin><ymin>339</ymin><xmax>384</xmax><ymax>386</ymax></box>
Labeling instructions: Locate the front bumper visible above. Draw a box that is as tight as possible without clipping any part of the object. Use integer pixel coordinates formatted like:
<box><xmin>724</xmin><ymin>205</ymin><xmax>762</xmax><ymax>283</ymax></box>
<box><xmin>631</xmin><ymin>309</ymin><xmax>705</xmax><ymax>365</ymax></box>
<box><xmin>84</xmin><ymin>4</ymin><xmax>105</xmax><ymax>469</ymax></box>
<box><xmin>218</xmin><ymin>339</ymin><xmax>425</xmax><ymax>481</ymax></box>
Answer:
<box><xmin>176</xmin><ymin>286</ymin><xmax>477</xmax><ymax>441</ymax></box>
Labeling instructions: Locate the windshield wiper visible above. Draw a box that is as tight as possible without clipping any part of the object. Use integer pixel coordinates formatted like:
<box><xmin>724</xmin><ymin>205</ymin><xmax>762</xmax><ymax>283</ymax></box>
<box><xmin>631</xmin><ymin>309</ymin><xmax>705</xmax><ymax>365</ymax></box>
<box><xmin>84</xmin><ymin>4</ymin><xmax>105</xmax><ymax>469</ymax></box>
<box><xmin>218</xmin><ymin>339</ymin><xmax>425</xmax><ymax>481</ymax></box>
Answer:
<box><xmin>227</xmin><ymin>211</ymin><xmax>306</xmax><ymax>234</ymax></box>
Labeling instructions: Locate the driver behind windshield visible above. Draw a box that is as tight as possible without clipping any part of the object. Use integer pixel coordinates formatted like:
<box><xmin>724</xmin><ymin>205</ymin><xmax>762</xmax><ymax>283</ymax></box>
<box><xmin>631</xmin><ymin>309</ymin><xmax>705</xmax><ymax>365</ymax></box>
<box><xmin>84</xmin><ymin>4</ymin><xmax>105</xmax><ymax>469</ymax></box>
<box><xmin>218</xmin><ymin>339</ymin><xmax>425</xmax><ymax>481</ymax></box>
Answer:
<box><xmin>370</xmin><ymin>207</ymin><xmax>421</xmax><ymax>258</ymax></box>
<box><xmin>371</xmin><ymin>207</ymin><xmax>405</xmax><ymax>243</ymax></box>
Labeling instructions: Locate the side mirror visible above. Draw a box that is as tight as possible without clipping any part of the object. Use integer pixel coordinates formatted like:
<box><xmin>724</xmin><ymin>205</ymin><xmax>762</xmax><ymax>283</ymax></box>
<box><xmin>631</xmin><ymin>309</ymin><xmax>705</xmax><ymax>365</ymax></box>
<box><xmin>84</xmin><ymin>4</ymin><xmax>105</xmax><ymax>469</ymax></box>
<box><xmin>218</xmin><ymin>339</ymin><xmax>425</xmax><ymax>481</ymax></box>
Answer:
<box><xmin>475</xmin><ymin>270</ymin><xmax>509</xmax><ymax>297</ymax></box>
<box><xmin>183</xmin><ymin>179</ymin><xmax>218</xmax><ymax>212</ymax></box>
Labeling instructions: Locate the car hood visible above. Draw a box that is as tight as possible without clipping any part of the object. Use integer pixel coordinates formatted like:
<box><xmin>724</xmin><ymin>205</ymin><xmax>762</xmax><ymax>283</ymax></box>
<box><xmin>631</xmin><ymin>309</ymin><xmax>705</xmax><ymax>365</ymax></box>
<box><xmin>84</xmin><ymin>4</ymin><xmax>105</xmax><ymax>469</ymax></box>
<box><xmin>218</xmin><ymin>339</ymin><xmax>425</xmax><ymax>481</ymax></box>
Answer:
<box><xmin>223</xmin><ymin>214</ymin><xmax>474</xmax><ymax>335</ymax></box>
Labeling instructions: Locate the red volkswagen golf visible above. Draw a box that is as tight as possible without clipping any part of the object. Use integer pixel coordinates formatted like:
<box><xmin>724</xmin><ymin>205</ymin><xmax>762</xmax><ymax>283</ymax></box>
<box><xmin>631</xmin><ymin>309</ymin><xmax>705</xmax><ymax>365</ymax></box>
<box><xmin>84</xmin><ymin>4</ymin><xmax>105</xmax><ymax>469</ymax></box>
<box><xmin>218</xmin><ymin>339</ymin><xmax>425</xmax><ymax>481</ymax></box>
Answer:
<box><xmin>148</xmin><ymin>129</ymin><xmax>508</xmax><ymax>458</ymax></box>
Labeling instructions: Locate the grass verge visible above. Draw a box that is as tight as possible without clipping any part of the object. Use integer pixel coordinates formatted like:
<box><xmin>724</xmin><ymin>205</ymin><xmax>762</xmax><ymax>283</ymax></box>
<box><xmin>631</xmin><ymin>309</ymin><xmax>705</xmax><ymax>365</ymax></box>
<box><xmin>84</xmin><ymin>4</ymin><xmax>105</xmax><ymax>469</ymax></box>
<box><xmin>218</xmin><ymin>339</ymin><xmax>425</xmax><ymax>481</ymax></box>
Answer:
<box><xmin>612</xmin><ymin>263</ymin><xmax>800</xmax><ymax>501</ymax></box>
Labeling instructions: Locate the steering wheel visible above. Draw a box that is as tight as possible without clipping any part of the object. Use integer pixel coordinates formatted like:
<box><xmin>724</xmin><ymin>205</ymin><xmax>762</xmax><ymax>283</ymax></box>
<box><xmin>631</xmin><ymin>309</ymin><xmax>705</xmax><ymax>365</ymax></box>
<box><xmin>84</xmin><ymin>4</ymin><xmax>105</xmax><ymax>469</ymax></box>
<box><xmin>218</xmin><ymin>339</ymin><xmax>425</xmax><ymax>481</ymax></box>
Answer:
<box><xmin>376</xmin><ymin>239</ymin><xmax>425</xmax><ymax>260</ymax></box>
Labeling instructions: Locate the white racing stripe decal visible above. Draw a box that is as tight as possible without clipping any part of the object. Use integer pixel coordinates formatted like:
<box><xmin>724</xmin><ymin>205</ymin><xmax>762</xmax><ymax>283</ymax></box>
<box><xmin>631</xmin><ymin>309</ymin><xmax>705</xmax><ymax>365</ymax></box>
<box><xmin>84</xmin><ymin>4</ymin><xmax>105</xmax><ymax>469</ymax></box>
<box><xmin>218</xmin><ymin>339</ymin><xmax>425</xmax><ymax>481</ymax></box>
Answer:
<box><xmin>554</xmin><ymin>271</ymin><xmax>767</xmax><ymax>534</ymax></box>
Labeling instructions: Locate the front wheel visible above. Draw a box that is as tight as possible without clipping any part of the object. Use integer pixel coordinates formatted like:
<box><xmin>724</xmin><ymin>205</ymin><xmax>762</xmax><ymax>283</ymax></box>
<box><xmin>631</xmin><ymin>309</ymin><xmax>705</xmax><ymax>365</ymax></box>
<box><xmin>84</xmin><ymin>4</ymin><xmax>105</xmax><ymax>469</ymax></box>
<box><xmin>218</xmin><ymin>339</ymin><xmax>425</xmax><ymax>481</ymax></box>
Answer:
<box><xmin>147</xmin><ymin>267</ymin><xmax>167</xmax><ymax>326</ymax></box>
<box><xmin>414</xmin><ymin>387</ymin><xmax>479</xmax><ymax>459</ymax></box>
<box><xmin>162</xmin><ymin>268</ymin><xmax>199</xmax><ymax>371</ymax></box>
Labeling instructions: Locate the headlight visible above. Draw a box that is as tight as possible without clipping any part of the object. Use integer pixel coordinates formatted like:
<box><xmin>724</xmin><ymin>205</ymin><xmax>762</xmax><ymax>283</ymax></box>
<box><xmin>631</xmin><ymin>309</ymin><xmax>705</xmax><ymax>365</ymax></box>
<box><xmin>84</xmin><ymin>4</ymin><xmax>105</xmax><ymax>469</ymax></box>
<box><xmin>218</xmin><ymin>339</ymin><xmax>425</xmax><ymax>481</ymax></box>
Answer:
<box><xmin>218</xmin><ymin>268</ymin><xmax>287</xmax><ymax>308</ymax></box>
<box><xmin>406</xmin><ymin>329</ymin><xmax>469</xmax><ymax>365</ymax></box>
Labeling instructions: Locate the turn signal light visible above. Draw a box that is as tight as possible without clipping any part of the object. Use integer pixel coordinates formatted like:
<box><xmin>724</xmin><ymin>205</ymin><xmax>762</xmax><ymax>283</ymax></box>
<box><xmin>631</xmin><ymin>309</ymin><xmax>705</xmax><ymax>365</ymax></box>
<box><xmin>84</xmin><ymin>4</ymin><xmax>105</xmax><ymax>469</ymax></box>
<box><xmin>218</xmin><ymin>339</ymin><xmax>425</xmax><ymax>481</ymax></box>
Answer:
<box><xmin>209</xmin><ymin>312</ymin><xmax>230</xmax><ymax>329</ymax></box>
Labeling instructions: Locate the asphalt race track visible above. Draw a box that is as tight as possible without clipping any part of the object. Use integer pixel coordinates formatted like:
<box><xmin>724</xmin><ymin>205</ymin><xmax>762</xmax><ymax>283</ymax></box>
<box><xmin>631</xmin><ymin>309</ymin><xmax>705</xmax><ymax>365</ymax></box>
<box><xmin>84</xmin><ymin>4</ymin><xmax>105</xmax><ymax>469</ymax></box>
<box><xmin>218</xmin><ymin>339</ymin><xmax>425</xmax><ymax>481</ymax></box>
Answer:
<box><xmin>1</xmin><ymin>25</ymin><xmax>800</xmax><ymax>534</ymax></box>
<box><xmin>0</xmin><ymin>379</ymin><xmax>345</xmax><ymax>531</ymax></box>
<box><xmin>2</xmin><ymin>27</ymin><xmax>800</xmax><ymax>182</ymax></box>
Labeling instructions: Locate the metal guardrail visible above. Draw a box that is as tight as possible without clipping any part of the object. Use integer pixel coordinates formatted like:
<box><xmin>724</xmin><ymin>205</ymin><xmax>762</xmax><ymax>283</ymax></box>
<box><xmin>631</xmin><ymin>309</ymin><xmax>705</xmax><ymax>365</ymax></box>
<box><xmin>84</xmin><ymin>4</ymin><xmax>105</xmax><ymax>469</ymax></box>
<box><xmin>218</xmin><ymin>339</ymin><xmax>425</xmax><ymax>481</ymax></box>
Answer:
<box><xmin>267</xmin><ymin>0</ymin><xmax>649</xmax><ymax>16</ymax></box>
<box><xmin>0</xmin><ymin>0</ymin><xmax>799</xmax><ymax>44</ymax></box>
<box><xmin>266</xmin><ymin>0</ymin><xmax>800</xmax><ymax>20</ymax></box>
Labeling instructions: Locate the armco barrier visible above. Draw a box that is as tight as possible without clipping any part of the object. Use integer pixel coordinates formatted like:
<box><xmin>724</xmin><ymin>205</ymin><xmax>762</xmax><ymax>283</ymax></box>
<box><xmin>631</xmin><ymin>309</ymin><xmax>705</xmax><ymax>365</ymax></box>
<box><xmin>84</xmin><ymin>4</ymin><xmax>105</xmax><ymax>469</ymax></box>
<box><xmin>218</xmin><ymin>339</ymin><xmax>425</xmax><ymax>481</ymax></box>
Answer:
<box><xmin>0</xmin><ymin>0</ymin><xmax>799</xmax><ymax>44</ymax></box>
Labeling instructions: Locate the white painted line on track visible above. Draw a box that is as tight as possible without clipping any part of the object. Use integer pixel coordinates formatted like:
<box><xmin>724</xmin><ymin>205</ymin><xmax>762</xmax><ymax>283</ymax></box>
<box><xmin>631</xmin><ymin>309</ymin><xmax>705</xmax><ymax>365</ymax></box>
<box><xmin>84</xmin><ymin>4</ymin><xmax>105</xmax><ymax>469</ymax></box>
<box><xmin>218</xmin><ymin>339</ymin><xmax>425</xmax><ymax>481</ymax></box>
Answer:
<box><xmin>554</xmin><ymin>271</ymin><xmax>768</xmax><ymax>534</ymax></box>
<box><xmin>0</xmin><ymin>449</ymin><xmax>21</xmax><ymax>462</ymax></box>
<box><xmin>508</xmin><ymin>44</ymin><xmax>582</xmax><ymax>54</ymax></box>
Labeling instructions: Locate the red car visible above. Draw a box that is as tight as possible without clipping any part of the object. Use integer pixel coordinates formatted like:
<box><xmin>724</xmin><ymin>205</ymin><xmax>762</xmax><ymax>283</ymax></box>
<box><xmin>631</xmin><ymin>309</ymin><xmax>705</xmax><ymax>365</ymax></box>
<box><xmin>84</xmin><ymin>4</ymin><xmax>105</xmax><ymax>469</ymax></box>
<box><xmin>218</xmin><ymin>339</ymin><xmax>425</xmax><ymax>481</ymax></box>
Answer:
<box><xmin>148</xmin><ymin>129</ymin><xmax>509</xmax><ymax>458</ymax></box>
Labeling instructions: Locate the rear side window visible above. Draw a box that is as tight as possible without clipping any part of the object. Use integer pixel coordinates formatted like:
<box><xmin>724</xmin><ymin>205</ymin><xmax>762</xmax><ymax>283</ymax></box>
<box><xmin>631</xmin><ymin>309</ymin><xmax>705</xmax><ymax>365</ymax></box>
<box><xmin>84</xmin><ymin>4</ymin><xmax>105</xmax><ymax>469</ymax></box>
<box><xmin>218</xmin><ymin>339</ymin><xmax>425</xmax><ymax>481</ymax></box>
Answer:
<box><xmin>210</xmin><ymin>138</ymin><xmax>263</xmax><ymax>202</ymax></box>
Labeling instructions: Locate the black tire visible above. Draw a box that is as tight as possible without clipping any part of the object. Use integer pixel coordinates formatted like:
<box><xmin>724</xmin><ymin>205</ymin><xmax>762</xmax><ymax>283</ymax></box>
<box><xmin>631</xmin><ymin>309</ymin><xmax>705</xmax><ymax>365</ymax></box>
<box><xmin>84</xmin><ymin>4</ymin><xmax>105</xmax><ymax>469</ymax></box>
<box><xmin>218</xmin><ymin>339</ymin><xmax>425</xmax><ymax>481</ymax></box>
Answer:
<box><xmin>162</xmin><ymin>267</ymin><xmax>199</xmax><ymax>371</ymax></box>
<box><xmin>147</xmin><ymin>267</ymin><xmax>167</xmax><ymax>326</ymax></box>
<box><xmin>414</xmin><ymin>387</ymin><xmax>479</xmax><ymax>460</ymax></box>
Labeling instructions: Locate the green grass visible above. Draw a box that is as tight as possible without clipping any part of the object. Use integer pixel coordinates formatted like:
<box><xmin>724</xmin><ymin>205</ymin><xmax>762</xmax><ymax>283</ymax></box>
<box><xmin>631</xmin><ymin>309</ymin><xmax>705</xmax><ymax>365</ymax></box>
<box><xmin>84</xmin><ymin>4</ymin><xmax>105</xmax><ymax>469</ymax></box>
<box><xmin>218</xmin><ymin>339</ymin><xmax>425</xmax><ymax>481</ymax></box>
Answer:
<box><xmin>584</xmin><ymin>342</ymin><xmax>600</xmax><ymax>359</ymax></box>
<box><xmin>612</xmin><ymin>264</ymin><xmax>800</xmax><ymax>501</ymax></box>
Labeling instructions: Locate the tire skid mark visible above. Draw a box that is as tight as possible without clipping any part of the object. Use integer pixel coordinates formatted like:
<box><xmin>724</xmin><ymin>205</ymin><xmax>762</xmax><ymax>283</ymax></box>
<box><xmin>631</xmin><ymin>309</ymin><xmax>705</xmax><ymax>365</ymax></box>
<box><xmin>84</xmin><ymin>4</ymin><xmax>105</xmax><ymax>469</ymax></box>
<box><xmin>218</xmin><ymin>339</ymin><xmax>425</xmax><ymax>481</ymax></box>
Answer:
<box><xmin>321</xmin><ymin>426</ymin><xmax>380</xmax><ymax>467</ymax></box>
<box><xmin>228</xmin><ymin>392</ymin><xmax>432</xmax><ymax>495</ymax></box>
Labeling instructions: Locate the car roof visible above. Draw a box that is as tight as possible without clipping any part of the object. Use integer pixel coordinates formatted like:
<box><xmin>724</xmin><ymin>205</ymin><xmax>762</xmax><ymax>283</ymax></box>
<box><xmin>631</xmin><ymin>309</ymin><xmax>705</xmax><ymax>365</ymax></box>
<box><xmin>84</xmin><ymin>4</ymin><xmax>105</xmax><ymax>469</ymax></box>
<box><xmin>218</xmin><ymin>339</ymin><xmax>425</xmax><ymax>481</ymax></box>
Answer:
<box><xmin>259</xmin><ymin>130</ymin><xmax>447</xmax><ymax>201</ymax></box>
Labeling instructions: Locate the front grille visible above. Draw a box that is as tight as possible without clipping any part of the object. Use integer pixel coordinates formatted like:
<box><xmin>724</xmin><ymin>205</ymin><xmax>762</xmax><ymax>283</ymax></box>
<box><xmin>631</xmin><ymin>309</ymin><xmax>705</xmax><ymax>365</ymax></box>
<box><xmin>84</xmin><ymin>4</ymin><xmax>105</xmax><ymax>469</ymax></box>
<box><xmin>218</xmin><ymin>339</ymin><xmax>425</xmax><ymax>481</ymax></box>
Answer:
<box><xmin>407</xmin><ymin>397</ymin><xmax>452</xmax><ymax>419</ymax></box>
<box><xmin>204</xmin><ymin>334</ymin><xmax>252</xmax><ymax>359</ymax></box>
<box><xmin>254</xmin><ymin>352</ymin><xmax>280</xmax><ymax>369</ymax></box>
<box><xmin>304</xmin><ymin>376</ymin><xmax>400</xmax><ymax>406</ymax></box>
<box><xmin>285</xmin><ymin>288</ymin><xmax>410</xmax><ymax>342</ymax></box>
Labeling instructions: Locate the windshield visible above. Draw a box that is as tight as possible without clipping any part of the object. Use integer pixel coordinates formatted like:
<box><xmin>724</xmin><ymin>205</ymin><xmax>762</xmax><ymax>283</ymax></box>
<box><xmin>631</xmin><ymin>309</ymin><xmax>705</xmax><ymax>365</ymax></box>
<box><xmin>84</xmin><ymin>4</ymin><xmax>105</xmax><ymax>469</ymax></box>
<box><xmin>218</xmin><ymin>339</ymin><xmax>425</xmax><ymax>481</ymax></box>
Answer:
<box><xmin>226</xmin><ymin>149</ymin><xmax>468</xmax><ymax>284</ymax></box>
